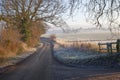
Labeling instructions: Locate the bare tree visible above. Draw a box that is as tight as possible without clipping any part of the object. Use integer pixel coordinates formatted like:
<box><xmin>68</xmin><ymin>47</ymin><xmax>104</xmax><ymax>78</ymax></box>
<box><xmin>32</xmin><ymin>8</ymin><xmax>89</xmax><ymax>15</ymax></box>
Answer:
<box><xmin>1</xmin><ymin>0</ymin><xmax>67</xmax><ymax>26</ymax></box>
<box><xmin>0</xmin><ymin>0</ymin><xmax>68</xmax><ymax>41</ymax></box>
<box><xmin>68</xmin><ymin>0</ymin><xmax>120</xmax><ymax>30</ymax></box>
<box><xmin>2</xmin><ymin>0</ymin><xmax>120</xmax><ymax>30</ymax></box>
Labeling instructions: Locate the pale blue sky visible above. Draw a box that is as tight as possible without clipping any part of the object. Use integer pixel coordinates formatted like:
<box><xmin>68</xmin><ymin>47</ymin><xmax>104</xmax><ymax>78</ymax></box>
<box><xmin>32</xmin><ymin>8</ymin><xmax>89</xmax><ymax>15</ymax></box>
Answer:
<box><xmin>64</xmin><ymin>10</ymin><xmax>95</xmax><ymax>29</ymax></box>
<box><xmin>61</xmin><ymin>0</ymin><xmax>95</xmax><ymax>29</ymax></box>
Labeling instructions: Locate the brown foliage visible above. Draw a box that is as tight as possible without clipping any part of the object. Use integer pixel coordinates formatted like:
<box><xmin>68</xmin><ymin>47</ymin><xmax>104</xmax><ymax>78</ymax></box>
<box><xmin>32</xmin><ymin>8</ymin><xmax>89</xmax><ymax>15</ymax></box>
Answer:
<box><xmin>0</xmin><ymin>21</ymin><xmax>45</xmax><ymax>59</ymax></box>
<box><xmin>25</xmin><ymin>21</ymin><xmax>45</xmax><ymax>47</ymax></box>
<box><xmin>0</xmin><ymin>28</ymin><xmax>23</xmax><ymax>58</ymax></box>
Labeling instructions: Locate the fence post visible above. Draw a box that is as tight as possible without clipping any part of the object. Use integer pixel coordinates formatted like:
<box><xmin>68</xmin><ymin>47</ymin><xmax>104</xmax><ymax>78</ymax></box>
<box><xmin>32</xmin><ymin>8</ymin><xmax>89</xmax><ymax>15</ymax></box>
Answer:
<box><xmin>116</xmin><ymin>39</ymin><xmax>120</xmax><ymax>53</ymax></box>
<box><xmin>110</xmin><ymin>43</ymin><xmax>112</xmax><ymax>54</ymax></box>
<box><xmin>98</xmin><ymin>43</ymin><xmax>101</xmax><ymax>52</ymax></box>
<box><xmin>107</xmin><ymin>43</ymin><xmax>112</xmax><ymax>54</ymax></box>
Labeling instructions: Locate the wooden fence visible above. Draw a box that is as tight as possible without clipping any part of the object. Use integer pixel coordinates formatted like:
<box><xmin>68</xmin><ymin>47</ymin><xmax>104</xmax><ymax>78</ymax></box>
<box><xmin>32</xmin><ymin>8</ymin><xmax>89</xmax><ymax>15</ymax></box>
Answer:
<box><xmin>98</xmin><ymin>39</ymin><xmax>120</xmax><ymax>54</ymax></box>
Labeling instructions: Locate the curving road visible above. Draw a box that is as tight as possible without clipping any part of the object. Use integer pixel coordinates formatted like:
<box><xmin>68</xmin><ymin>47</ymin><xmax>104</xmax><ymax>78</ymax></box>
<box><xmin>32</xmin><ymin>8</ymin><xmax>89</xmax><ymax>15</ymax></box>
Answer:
<box><xmin>0</xmin><ymin>38</ymin><xmax>120</xmax><ymax>80</ymax></box>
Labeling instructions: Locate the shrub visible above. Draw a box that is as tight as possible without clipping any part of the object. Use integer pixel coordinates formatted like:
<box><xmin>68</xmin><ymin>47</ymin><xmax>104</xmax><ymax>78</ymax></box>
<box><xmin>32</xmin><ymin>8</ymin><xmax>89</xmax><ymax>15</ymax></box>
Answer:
<box><xmin>0</xmin><ymin>21</ymin><xmax>45</xmax><ymax>65</ymax></box>
<box><xmin>55</xmin><ymin>39</ymin><xmax>99</xmax><ymax>52</ymax></box>
<box><xmin>25</xmin><ymin>21</ymin><xmax>45</xmax><ymax>47</ymax></box>
<box><xmin>0</xmin><ymin>28</ymin><xmax>23</xmax><ymax>57</ymax></box>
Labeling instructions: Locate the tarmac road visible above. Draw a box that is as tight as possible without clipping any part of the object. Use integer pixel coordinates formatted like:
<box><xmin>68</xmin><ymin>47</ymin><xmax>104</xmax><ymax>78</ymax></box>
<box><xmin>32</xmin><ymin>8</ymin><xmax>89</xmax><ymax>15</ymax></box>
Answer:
<box><xmin>0</xmin><ymin>38</ymin><xmax>120</xmax><ymax>80</ymax></box>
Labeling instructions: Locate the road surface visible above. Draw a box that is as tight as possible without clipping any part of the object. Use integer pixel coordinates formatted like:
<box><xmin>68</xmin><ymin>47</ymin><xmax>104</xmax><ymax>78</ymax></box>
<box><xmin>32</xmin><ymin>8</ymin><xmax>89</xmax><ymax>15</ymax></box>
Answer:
<box><xmin>0</xmin><ymin>38</ymin><xmax>120</xmax><ymax>80</ymax></box>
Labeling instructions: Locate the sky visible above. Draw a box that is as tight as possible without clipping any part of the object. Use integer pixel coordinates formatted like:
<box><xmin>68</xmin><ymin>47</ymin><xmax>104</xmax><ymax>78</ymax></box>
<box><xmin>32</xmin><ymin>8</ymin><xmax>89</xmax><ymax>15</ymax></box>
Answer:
<box><xmin>65</xmin><ymin>15</ymin><xmax>95</xmax><ymax>29</ymax></box>
<box><xmin>61</xmin><ymin>0</ymin><xmax>95</xmax><ymax>29</ymax></box>
<box><xmin>46</xmin><ymin>10</ymin><xmax>96</xmax><ymax>34</ymax></box>
<box><xmin>63</xmin><ymin>9</ymin><xmax>96</xmax><ymax>29</ymax></box>
<box><xmin>46</xmin><ymin>9</ymin><xmax>97</xmax><ymax>34</ymax></box>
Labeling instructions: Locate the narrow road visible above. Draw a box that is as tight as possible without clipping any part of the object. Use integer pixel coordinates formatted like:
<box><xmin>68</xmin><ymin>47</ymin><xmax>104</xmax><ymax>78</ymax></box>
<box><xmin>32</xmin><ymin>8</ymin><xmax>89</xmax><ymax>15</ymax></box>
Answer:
<box><xmin>0</xmin><ymin>38</ymin><xmax>120</xmax><ymax>80</ymax></box>
<box><xmin>0</xmin><ymin>43</ymin><xmax>51</xmax><ymax>80</ymax></box>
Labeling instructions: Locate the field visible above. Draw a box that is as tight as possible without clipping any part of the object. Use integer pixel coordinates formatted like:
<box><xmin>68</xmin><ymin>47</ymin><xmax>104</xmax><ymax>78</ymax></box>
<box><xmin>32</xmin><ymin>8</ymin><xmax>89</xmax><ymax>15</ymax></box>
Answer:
<box><xmin>55</xmin><ymin>31</ymin><xmax>120</xmax><ymax>41</ymax></box>
<box><xmin>53</xmin><ymin>31</ymin><xmax>120</xmax><ymax>67</ymax></box>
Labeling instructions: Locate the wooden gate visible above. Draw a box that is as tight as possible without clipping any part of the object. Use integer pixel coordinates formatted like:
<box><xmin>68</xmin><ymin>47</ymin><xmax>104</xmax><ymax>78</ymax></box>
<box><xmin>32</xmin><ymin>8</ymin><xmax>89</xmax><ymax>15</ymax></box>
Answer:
<box><xmin>98</xmin><ymin>39</ymin><xmax>120</xmax><ymax>54</ymax></box>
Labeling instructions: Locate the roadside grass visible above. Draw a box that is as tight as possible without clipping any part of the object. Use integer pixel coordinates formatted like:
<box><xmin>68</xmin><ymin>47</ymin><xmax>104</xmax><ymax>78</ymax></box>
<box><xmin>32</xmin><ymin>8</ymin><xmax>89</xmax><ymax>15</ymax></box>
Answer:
<box><xmin>55</xmin><ymin>40</ymin><xmax>99</xmax><ymax>52</ymax></box>
<box><xmin>0</xmin><ymin>29</ymin><xmax>23</xmax><ymax>65</ymax></box>
<box><xmin>55</xmin><ymin>38</ymin><xmax>117</xmax><ymax>53</ymax></box>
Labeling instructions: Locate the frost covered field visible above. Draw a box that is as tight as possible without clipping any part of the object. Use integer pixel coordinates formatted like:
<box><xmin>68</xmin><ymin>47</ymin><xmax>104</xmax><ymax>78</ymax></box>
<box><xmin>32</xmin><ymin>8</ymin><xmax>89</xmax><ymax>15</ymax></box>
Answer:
<box><xmin>52</xmin><ymin>30</ymin><xmax>120</xmax><ymax>66</ymax></box>
<box><xmin>42</xmin><ymin>30</ymin><xmax>120</xmax><ymax>66</ymax></box>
